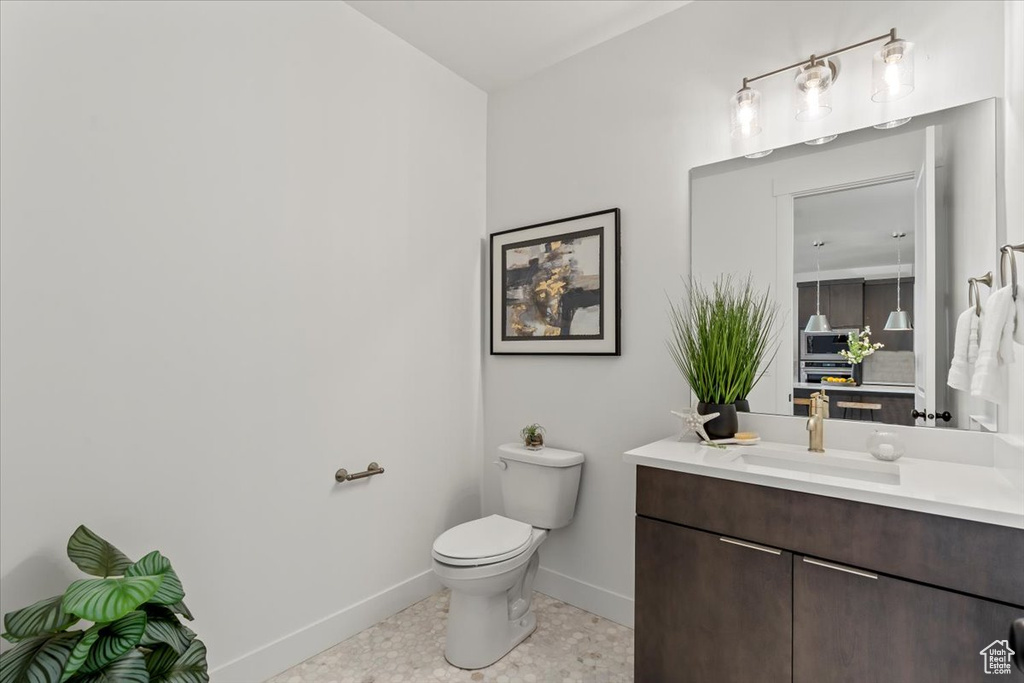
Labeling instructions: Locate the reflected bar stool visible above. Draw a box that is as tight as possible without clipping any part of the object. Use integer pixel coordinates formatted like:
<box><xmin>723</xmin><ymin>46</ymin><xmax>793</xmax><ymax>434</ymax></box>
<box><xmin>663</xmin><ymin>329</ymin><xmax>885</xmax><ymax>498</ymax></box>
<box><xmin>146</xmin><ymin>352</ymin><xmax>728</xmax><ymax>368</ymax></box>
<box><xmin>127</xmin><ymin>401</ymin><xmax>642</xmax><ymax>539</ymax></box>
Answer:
<box><xmin>836</xmin><ymin>400</ymin><xmax>881</xmax><ymax>421</ymax></box>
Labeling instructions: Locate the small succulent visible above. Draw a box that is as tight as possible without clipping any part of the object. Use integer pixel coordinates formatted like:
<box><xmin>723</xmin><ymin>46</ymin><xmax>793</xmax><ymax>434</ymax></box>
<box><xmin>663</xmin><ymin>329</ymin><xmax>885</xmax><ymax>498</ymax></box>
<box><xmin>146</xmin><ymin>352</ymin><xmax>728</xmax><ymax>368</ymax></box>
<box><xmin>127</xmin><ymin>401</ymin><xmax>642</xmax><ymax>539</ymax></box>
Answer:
<box><xmin>520</xmin><ymin>424</ymin><xmax>545</xmax><ymax>447</ymax></box>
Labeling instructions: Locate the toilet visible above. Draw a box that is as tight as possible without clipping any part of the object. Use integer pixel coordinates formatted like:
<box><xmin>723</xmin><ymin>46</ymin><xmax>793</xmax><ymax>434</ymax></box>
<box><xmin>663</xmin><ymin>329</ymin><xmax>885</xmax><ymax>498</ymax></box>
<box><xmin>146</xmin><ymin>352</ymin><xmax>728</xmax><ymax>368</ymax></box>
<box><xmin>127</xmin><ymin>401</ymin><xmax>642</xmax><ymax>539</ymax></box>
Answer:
<box><xmin>431</xmin><ymin>443</ymin><xmax>584</xmax><ymax>669</ymax></box>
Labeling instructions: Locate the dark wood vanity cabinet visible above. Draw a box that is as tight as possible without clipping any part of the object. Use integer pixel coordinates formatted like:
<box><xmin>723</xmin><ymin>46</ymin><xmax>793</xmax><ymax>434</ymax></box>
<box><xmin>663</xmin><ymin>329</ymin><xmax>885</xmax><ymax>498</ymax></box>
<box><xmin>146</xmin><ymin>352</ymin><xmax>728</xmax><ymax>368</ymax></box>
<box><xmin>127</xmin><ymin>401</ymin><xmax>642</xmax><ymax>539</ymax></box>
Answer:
<box><xmin>635</xmin><ymin>517</ymin><xmax>792</xmax><ymax>683</ymax></box>
<box><xmin>635</xmin><ymin>467</ymin><xmax>1024</xmax><ymax>682</ymax></box>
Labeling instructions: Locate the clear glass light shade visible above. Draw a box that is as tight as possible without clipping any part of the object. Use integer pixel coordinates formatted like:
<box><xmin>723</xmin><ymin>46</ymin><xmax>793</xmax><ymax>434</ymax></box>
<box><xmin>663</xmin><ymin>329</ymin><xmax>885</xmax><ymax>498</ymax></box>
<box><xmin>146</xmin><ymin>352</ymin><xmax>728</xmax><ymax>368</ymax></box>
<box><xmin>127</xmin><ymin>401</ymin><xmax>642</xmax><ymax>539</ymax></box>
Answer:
<box><xmin>874</xmin><ymin>117</ymin><xmax>912</xmax><ymax>130</ymax></box>
<box><xmin>805</xmin><ymin>314</ymin><xmax>832</xmax><ymax>332</ymax></box>
<box><xmin>745</xmin><ymin>149</ymin><xmax>774</xmax><ymax>159</ymax></box>
<box><xmin>872</xmin><ymin>40</ymin><xmax>915</xmax><ymax>102</ymax></box>
<box><xmin>884</xmin><ymin>309</ymin><xmax>913</xmax><ymax>331</ymax></box>
<box><xmin>795</xmin><ymin>61</ymin><xmax>833</xmax><ymax>121</ymax></box>
<box><xmin>730</xmin><ymin>88</ymin><xmax>762</xmax><ymax>139</ymax></box>
<box><xmin>804</xmin><ymin>135</ymin><xmax>838</xmax><ymax>146</ymax></box>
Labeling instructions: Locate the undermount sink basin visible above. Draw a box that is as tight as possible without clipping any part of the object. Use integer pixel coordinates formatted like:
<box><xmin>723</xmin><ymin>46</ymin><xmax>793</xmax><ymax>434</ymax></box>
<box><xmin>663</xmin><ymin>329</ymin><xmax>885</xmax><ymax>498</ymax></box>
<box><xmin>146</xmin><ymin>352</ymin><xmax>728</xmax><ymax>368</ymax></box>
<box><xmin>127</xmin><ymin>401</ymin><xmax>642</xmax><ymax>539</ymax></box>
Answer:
<box><xmin>734</xmin><ymin>447</ymin><xmax>901</xmax><ymax>485</ymax></box>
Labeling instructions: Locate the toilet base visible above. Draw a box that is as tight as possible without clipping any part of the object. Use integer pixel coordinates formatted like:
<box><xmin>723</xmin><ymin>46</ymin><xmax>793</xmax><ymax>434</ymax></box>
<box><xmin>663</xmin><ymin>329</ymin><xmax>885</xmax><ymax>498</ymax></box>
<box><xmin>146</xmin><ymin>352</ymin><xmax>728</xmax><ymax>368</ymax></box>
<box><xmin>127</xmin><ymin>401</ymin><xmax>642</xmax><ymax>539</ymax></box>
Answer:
<box><xmin>444</xmin><ymin>589</ymin><xmax>537</xmax><ymax>670</ymax></box>
<box><xmin>437</xmin><ymin>546</ymin><xmax>543</xmax><ymax>670</ymax></box>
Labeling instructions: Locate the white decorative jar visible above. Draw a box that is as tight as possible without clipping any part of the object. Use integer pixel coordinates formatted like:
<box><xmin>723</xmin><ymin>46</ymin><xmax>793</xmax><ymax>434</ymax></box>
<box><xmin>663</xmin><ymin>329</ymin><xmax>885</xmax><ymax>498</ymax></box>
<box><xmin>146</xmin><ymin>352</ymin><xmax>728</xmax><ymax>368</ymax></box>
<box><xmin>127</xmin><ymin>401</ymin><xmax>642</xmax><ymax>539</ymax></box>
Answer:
<box><xmin>867</xmin><ymin>430</ymin><xmax>905</xmax><ymax>462</ymax></box>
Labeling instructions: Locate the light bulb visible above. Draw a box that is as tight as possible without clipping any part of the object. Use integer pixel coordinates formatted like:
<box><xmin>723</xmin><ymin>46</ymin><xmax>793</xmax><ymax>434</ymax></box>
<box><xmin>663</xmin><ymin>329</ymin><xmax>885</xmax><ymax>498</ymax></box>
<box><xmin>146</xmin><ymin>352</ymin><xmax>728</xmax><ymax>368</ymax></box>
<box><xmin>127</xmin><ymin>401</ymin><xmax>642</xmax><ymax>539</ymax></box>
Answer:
<box><xmin>730</xmin><ymin>87</ymin><xmax>762</xmax><ymax>139</ymax></box>
<box><xmin>795</xmin><ymin>61</ymin><xmax>833</xmax><ymax>122</ymax></box>
<box><xmin>872</xmin><ymin>40</ymin><xmax>914</xmax><ymax>102</ymax></box>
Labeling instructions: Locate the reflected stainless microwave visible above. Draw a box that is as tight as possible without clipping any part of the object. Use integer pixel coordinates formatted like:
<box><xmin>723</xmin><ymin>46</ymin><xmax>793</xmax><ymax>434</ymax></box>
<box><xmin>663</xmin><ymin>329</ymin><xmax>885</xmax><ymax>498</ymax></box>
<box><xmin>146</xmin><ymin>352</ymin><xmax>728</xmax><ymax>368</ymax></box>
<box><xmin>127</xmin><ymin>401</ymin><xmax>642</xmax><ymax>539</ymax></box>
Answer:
<box><xmin>800</xmin><ymin>329</ymin><xmax>859</xmax><ymax>361</ymax></box>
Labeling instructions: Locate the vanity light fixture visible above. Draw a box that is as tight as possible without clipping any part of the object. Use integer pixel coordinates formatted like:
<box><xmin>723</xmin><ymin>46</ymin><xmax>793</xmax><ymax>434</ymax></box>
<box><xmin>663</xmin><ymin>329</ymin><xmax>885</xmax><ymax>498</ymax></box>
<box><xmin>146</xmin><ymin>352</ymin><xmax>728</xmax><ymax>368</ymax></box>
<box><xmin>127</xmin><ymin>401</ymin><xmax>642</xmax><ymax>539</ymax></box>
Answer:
<box><xmin>744</xmin><ymin>149</ymin><xmax>774</xmax><ymax>159</ymax></box>
<box><xmin>730</xmin><ymin>28</ymin><xmax>914</xmax><ymax>140</ymax></box>
<box><xmin>872</xmin><ymin>38</ymin><xmax>915</xmax><ymax>102</ymax></box>
<box><xmin>805</xmin><ymin>240</ymin><xmax>832</xmax><ymax>332</ymax></box>
<box><xmin>730</xmin><ymin>86</ymin><xmax>762</xmax><ymax>139</ymax></box>
<box><xmin>794</xmin><ymin>59</ymin><xmax>835</xmax><ymax>121</ymax></box>
<box><xmin>874</xmin><ymin>117</ymin><xmax>912</xmax><ymax>130</ymax></box>
<box><xmin>804</xmin><ymin>135</ymin><xmax>839</xmax><ymax>146</ymax></box>
<box><xmin>884</xmin><ymin>231</ymin><xmax>913</xmax><ymax>331</ymax></box>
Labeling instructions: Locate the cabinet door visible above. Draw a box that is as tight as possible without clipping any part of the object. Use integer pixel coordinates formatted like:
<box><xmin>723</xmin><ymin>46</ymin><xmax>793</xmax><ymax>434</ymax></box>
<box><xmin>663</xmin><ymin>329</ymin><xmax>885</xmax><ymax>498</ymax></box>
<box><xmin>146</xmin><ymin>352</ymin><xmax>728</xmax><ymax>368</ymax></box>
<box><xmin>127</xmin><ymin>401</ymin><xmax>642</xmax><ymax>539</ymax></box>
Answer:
<box><xmin>828</xmin><ymin>282</ymin><xmax>864</xmax><ymax>328</ymax></box>
<box><xmin>863</xmin><ymin>280</ymin><xmax>914</xmax><ymax>351</ymax></box>
<box><xmin>635</xmin><ymin>517</ymin><xmax>792</xmax><ymax>683</ymax></box>
<box><xmin>799</xmin><ymin>283</ymin><xmax>827</xmax><ymax>328</ymax></box>
<box><xmin>794</xmin><ymin>555</ymin><xmax>1024</xmax><ymax>682</ymax></box>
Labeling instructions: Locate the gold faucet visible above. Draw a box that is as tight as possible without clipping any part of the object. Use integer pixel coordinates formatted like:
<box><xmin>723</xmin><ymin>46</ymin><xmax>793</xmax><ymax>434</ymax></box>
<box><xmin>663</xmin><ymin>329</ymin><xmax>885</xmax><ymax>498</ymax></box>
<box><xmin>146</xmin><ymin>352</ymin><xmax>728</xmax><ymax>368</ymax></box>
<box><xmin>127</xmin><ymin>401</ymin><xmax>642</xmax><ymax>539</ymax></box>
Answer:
<box><xmin>807</xmin><ymin>389</ymin><xmax>829</xmax><ymax>453</ymax></box>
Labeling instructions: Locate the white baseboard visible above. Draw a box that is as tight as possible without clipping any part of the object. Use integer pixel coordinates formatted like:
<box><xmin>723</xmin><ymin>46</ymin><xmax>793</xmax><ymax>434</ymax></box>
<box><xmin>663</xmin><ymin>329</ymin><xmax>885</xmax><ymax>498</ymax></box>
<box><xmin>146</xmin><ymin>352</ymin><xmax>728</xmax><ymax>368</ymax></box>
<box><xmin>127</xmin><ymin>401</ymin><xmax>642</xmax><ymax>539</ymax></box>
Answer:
<box><xmin>534</xmin><ymin>566</ymin><xmax>634</xmax><ymax>629</ymax></box>
<box><xmin>211</xmin><ymin>570</ymin><xmax>441</xmax><ymax>683</ymax></box>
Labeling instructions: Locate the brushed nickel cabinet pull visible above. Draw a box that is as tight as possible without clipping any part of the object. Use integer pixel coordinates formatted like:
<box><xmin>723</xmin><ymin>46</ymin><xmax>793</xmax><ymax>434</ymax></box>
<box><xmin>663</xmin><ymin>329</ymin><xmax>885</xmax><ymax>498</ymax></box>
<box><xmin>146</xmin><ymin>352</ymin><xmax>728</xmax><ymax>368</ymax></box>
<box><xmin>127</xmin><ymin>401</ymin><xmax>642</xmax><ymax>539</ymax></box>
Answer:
<box><xmin>719</xmin><ymin>537</ymin><xmax>782</xmax><ymax>555</ymax></box>
<box><xmin>803</xmin><ymin>557</ymin><xmax>877</xmax><ymax>579</ymax></box>
<box><xmin>335</xmin><ymin>462</ymin><xmax>384</xmax><ymax>483</ymax></box>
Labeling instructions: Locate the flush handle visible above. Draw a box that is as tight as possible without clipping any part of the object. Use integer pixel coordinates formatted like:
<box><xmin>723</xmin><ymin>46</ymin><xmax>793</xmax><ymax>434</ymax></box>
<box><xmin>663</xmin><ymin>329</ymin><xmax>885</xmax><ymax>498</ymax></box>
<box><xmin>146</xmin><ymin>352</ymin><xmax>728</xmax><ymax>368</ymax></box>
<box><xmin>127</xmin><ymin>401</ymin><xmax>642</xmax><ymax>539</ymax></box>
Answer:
<box><xmin>493</xmin><ymin>459</ymin><xmax>507</xmax><ymax>470</ymax></box>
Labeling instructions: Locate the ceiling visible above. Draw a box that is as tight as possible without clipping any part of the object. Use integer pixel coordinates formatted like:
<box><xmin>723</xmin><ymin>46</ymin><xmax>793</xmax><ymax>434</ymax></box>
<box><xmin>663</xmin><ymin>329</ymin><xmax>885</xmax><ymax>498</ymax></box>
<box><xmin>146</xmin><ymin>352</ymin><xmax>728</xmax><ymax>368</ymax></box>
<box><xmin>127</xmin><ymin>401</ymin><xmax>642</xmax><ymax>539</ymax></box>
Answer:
<box><xmin>345</xmin><ymin>0</ymin><xmax>691</xmax><ymax>92</ymax></box>
<box><xmin>794</xmin><ymin>179</ymin><xmax>916</xmax><ymax>274</ymax></box>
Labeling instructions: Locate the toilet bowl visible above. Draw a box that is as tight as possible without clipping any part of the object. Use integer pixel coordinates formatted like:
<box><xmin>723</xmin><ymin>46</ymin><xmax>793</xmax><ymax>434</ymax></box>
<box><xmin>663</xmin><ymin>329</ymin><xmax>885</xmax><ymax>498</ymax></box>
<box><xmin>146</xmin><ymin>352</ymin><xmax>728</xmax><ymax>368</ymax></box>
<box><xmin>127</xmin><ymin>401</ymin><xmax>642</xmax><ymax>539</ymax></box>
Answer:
<box><xmin>431</xmin><ymin>444</ymin><xmax>584</xmax><ymax>669</ymax></box>
<box><xmin>432</xmin><ymin>516</ymin><xmax>547</xmax><ymax>669</ymax></box>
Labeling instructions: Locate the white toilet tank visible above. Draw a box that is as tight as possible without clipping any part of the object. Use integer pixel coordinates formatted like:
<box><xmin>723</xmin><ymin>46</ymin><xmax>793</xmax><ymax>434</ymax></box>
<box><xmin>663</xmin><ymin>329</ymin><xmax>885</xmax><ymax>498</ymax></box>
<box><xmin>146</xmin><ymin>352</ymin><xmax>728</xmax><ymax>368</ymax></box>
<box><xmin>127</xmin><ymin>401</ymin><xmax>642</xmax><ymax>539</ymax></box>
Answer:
<box><xmin>497</xmin><ymin>443</ymin><xmax>584</xmax><ymax>529</ymax></box>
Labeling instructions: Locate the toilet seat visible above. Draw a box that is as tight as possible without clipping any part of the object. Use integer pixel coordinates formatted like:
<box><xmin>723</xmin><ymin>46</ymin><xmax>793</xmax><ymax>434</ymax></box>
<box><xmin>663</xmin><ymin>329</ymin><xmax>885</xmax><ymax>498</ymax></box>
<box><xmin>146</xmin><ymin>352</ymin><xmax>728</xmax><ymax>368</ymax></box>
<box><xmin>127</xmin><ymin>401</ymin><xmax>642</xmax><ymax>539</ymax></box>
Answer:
<box><xmin>433</xmin><ymin>515</ymin><xmax>533</xmax><ymax>567</ymax></box>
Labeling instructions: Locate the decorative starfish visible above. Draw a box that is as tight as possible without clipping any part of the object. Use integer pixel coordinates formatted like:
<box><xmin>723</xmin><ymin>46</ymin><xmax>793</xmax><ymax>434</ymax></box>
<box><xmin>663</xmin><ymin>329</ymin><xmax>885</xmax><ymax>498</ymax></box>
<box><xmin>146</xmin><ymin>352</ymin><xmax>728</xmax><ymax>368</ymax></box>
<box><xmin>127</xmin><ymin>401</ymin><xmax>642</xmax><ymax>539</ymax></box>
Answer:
<box><xmin>671</xmin><ymin>407</ymin><xmax>724</xmax><ymax>447</ymax></box>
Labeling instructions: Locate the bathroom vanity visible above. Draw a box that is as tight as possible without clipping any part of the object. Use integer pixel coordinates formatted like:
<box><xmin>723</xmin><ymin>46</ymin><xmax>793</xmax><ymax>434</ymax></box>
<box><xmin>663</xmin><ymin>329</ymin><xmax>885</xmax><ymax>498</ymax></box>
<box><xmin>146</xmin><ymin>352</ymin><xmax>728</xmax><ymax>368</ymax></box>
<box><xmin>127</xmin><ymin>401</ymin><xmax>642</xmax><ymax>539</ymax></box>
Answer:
<box><xmin>625</xmin><ymin>437</ymin><xmax>1024</xmax><ymax>682</ymax></box>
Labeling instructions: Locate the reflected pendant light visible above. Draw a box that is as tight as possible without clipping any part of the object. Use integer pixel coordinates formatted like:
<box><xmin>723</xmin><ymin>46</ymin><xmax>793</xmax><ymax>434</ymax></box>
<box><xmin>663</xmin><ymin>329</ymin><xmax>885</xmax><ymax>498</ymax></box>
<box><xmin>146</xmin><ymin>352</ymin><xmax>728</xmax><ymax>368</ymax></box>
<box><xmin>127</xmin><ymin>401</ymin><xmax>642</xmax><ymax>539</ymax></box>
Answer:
<box><xmin>872</xmin><ymin>38</ymin><xmax>915</xmax><ymax>102</ymax></box>
<box><xmin>805</xmin><ymin>240</ymin><xmax>832</xmax><ymax>332</ymax></box>
<box><xmin>885</xmin><ymin>231</ymin><xmax>913</xmax><ymax>330</ymax></box>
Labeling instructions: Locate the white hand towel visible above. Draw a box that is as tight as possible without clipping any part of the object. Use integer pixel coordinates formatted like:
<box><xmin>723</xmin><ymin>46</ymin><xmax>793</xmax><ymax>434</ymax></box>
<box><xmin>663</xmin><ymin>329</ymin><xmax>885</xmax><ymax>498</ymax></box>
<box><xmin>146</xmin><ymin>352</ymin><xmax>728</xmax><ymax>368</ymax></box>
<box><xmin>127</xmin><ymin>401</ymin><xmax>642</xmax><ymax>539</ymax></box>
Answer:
<box><xmin>971</xmin><ymin>285</ymin><xmax>1016</xmax><ymax>402</ymax></box>
<box><xmin>947</xmin><ymin>308</ymin><xmax>975</xmax><ymax>391</ymax></box>
<box><xmin>1013</xmin><ymin>283</ymin><xmax>1023</xmax><ymax>345</ymax></box>
<box><xmin>968</xmin><ymin>312</ymin><xmax>981</xmax><ymax>365</ymax></box>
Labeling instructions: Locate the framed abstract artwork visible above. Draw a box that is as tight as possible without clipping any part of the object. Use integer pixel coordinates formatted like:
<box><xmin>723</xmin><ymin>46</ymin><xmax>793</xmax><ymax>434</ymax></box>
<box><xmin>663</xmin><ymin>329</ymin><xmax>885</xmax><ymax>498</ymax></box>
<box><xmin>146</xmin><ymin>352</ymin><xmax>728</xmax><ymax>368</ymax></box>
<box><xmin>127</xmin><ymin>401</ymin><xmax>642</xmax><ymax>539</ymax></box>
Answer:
<box><xmin>490</xmin><ymin>208</ymin><xmax>621</xmax><ymax>355</ymax></box>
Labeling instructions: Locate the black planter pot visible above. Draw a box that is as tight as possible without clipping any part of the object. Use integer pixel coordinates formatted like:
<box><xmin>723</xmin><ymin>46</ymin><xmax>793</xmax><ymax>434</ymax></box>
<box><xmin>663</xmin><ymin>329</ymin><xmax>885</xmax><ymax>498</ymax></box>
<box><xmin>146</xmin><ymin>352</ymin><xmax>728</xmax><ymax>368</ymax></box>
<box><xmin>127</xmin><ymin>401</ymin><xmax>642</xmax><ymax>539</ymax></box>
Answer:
<box><xmin>852</xmin><ymin>363</ymin><xmax>863</xmax><ymax>386</ymax></box>
<box><xmin>696</xmin><ymin>402</ymin><xmax>739</xmax><ymax>440</ymax></box>
<box><xmin>734</xmin><ymin>399</ymin><xmax>750</xmax><ymax>413</ymax></box>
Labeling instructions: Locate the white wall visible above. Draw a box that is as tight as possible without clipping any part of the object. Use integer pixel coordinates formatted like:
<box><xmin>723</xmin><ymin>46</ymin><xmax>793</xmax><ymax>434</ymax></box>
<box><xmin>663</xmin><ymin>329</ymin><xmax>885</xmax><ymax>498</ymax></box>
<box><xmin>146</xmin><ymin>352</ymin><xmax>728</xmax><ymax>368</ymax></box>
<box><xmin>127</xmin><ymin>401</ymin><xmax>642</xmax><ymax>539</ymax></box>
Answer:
<box><xmin>485</xmin><ymin>0</ymin><xmax>1008</xmax><ymax>626</ymax></box>
<box><xmin>0</xmin><ymin>2</ymin><xmax>485</xmax><ymax>680</ymax></box>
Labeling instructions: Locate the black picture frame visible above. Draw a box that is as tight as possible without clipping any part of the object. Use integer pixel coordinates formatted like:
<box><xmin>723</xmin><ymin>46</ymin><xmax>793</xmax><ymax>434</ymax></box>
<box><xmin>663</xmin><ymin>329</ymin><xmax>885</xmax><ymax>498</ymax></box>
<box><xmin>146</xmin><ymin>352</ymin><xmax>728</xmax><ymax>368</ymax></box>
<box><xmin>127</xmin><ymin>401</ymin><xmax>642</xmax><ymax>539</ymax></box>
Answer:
<box><xmin>489</xmin><ymin>208</ymin><xmax>621</xmax><ymax>356</ymax></box>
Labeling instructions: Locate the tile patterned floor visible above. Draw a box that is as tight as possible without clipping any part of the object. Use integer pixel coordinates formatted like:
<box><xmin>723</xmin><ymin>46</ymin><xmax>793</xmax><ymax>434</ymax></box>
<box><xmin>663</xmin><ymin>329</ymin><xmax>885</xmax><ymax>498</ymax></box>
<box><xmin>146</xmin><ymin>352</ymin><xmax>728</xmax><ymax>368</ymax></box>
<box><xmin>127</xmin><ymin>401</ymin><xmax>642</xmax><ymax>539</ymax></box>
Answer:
<box><xmin>268</xmin><ymin>590</ymin><xmax>634</xmax><ymax>683</ymax></box>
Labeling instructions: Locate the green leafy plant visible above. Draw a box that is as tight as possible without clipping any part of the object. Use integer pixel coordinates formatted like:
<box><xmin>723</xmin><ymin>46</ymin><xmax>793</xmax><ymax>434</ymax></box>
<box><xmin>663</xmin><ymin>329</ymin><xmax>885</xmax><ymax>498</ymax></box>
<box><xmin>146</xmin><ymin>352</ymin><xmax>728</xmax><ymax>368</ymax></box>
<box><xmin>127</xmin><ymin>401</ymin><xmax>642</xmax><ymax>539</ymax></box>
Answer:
<box><xmin>0</xmin><ymin>526</ymin><xmax>207</xmax><ymax>683</ymax></box>
<box><xmin>520</xmin><ymin>423</ymin><xmax>545</xmax><ymax>447</ymax></box>
<box><xmin>839</xmin><ymin>326</ymin><xmax>884</xmax><ymax>364</ymax></box>
<box><xmin>667</xmin><ymin>275</ymin><xmax>782</xmax><ymax>404</ymax></box>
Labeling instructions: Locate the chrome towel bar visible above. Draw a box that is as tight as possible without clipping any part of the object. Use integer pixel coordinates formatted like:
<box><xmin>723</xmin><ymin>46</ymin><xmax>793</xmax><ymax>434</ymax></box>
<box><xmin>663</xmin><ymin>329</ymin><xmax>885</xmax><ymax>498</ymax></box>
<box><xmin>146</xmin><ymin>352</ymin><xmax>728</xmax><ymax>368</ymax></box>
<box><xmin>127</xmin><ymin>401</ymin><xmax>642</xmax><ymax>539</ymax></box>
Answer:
<box><xmin>335</xmin><ymin>462</ymin><xmax>384</xmax><ymax>483</ymax></box>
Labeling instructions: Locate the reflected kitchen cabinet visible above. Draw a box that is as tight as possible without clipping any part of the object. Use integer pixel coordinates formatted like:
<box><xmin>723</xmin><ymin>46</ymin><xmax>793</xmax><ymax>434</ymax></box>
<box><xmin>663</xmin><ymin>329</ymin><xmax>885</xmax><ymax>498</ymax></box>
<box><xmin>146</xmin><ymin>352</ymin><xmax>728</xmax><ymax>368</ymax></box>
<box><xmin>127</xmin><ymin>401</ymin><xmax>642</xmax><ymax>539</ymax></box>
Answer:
<box><xmin>864</xmin><ymin>279</ymin><xmax>915</xmax><ymax>351</ymax></box>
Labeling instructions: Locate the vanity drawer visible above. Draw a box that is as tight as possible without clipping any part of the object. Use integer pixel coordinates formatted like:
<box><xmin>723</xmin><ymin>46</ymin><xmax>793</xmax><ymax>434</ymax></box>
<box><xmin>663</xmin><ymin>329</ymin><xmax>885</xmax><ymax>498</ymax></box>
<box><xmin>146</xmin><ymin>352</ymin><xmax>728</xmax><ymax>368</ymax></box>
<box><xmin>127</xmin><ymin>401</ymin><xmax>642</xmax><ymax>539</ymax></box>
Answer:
<box><xmin>636</xmin><ymin>466</ymin><xmax>1024</xmax><ymax>605</ymax></box>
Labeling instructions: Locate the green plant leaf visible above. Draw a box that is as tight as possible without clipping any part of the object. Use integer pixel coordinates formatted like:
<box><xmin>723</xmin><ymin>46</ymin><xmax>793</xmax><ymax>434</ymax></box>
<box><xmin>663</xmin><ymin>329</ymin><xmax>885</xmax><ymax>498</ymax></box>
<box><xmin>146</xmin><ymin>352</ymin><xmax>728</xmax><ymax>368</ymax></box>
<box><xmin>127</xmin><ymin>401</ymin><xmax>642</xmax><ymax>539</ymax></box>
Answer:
<box><xmin>139</xmin><ymin>605</ymin><xmax>193</xmax><ymax>654</ymax></box>
<box><xmin>125</xmin><ymin>551</ymin><xmax>185</xmax><ymax>606</ymax></box>
<box><xmin>66</xmin><ymin>527</ymin><xmax>133</xmax><ymax>578</ymax></box>
<box><xmin>77</xmin><ymin>611</ymin><xmax>146</xmax><ymax>675</ymax></box>
<box><xmin>62</xmin><ymin>576</ymin><xmax>162</xmax><ymax>623</ymax></box>
<box><xmin>0</xmin><ymin>632</ymin><xmax>80</xmax><ymax>683</ymax></box>
<box><xmin>65</xmin><ymin>649</ymin><xmax>147</xmax><ymax>683</ymax></box>
<box><xmin>2</xmin><ymin>595</ymin><xmax>79</xmax><ymax>641</ymax></box>
<box><xmin>168</xmin><ymin>601</ymin><xmax>193</xmax><ymax>621</ymax></box>
<box><xmin>146</xmin><ymin>639</ymin><xmax>209</xmax><ymax>683</ymax></box>
<box><xmin>60</xmin><ymin>629</ymin><xmax>100</xmax><ymax>683</ymax></box>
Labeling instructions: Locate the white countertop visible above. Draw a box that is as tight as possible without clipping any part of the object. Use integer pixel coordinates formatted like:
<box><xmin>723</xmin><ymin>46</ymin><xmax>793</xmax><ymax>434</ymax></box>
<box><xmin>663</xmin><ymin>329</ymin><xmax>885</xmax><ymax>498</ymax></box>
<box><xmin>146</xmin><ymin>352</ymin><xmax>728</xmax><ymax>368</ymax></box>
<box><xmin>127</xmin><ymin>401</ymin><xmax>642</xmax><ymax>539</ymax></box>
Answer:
<box><xmin>624</xmin><ymin>436</ymin><xmax>1024</xmax><ymax>529</ymax></box>
<box><xmin>793</xmin><ymin>382</ymin><xmax>916</xmax><ymax>395</ymax></box>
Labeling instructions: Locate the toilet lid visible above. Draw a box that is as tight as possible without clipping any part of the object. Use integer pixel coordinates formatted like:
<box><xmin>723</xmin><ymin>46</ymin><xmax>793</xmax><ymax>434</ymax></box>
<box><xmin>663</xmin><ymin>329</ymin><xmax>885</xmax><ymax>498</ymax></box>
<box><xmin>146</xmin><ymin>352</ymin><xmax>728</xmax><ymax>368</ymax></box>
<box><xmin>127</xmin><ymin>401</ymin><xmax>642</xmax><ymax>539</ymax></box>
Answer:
<box><xmin>433</xmin><ymin>515</ymin><xmax>533</xmax><ymax>565</ymax></box>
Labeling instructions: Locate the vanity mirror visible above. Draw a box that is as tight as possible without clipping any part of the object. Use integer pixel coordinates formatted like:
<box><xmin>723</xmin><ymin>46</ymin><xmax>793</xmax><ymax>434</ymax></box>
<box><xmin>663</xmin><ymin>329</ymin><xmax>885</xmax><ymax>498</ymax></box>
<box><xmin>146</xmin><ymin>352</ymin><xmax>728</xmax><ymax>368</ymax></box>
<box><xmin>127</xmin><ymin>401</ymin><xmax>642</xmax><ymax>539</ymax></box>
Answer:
<box><xmin>691</xmin><ymin>98</ymin><xmax>1001</xmax><ymax>430</ymax></box>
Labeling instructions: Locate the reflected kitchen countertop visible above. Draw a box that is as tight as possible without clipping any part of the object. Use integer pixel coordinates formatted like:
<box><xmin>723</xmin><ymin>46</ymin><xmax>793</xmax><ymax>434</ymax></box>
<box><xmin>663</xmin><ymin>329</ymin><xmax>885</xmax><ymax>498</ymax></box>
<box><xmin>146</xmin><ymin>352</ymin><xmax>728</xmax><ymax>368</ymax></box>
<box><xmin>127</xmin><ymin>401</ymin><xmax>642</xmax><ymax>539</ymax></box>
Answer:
<box><xmin>793</xmin><ymin>382</ymin><xmax>916</xmax><ymax>395</ymax></box>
